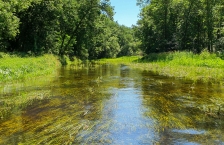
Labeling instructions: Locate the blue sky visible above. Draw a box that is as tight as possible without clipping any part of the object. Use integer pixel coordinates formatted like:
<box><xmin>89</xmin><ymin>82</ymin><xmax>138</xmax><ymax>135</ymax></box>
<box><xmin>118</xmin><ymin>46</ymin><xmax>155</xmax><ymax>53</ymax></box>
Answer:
<box><xmin>110</xmin><ymin>0</ymin><xmax>140</xmax><ymax>27</ymax></box>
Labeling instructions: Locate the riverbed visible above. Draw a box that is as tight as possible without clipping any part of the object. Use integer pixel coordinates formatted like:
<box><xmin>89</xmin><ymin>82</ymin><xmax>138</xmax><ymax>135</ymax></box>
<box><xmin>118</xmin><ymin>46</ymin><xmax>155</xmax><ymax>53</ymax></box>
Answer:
<box><xmin>0</xmin><ymin>64</ymin><xmax>224</xmax><ymax>144</ymax></box>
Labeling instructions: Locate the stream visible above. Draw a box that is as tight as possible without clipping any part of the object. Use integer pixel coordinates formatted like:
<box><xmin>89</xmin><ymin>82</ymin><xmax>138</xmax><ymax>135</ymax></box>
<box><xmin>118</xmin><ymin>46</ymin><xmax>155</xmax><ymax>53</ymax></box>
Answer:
<box><xmin>0</xmin><ymin>64</ymin><xmax>224</xmax><ymax>144</ymax></box>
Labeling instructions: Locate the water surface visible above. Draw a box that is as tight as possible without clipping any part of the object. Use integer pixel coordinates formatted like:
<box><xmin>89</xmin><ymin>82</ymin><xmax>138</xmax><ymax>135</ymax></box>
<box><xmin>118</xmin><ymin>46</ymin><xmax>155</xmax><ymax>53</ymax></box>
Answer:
<box><xmin>0</xmin><ymin>64</ymin><xmax>224</xmax><ymax>144</ymax></box>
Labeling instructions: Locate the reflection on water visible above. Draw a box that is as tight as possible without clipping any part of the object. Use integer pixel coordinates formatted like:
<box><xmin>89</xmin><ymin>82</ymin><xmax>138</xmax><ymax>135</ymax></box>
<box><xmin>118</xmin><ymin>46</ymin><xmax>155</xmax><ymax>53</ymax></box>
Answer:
<box><xmin>0</xmin><ymin>64</ymin><xmax>224</xmax><ymax>144</ymax></box>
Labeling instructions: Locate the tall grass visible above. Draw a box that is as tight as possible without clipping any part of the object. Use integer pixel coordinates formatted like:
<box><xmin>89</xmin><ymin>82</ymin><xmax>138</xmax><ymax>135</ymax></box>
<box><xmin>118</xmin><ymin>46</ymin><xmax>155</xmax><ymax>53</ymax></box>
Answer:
<box><xmin>131</xmin><ymin>51</ymin><xmax>224</xmax><ymax>83</ymax></box>
<box><xmin>99</xmin><ymin>56</ymin><xmax>141</xmax><ymax>64</ymax></box>
<box><xmin>0</xmin><ymin>53</ymin><xmax>60</xmax><ymax>82</ymax></box>
<box><xmin>140</xmin><ymin>50</ymin><xmax>224</xmax><ymax>68</ymax></box>
<box><xmin>97</xmin><ymin>51</ymin><xmax>224</xmax><ymax>83</ymax></box>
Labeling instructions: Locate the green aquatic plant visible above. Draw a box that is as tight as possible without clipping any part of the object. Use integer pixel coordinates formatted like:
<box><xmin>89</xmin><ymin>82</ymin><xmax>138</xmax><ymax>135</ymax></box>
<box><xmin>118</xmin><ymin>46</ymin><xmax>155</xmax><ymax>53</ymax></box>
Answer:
<box><xmin>205</xmin><ymin>108</ymin><xmax>219</xmax><ymax>119</ymax></box>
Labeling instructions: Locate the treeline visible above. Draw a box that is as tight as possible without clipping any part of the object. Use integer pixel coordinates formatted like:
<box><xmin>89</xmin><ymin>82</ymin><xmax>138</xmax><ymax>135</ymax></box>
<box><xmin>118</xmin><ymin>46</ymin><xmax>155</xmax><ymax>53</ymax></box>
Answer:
<box><xmin>0</xmin><ymin>0</ymin><xmax>139</xmax><ymax>59</ymax></box>
<box><xmin>136</xmin><ymin>0</ymin><xmax>224</xmax><ymax>54</ymax></box>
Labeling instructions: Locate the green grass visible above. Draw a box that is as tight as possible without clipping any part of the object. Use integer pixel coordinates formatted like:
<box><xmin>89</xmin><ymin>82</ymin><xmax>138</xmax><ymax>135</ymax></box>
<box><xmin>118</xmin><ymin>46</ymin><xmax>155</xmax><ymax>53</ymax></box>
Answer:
<box><xmin>98</xmin><ymin>51</ymin><xmax>224</xmax><ymax>83</ymax></box>
<box><xmin>0</xmin><ymin>53</ymin><xmax>61</xmax><ymax>83</ymax></box>
<box><xmin>131</xmin><ymin>51</ymin><xmax>224</xmax><ymax>83</ymax></box>
<box><xmin>140</xmin><ymin>50</ymin><xmax>224</xmax><ymax>68</ymax></box>
<box><xmin>98</xmin><ymin>56</ymin><xmax>141</xmax><ymax>64</ymax></box>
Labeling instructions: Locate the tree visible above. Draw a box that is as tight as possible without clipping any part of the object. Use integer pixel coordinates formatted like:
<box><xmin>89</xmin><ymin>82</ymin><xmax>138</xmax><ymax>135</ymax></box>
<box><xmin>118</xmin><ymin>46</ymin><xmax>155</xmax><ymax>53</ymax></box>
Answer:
<box><xmin>117</xmin><ymin>25</ymin><xmax>140</xmax><ymax>56</ymax></box>
<box><xmin>0</xmin><ymin>1</ymin><xmax>20</xmax><ymax>51</ymax></box>
<box><xmin>136</xmin><ymin>0</ymin><xmax>224</xmax><ymax>55</ymax></box>
<box><xmin>1</xmin><ymin>0</ymin><xmax>139</xmax><ymax>60</ymax></box>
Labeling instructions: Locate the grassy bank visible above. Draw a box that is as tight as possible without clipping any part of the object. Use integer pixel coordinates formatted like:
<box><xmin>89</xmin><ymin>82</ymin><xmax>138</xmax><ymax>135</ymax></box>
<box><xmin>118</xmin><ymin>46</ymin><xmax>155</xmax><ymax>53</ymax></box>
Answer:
<box><xmin>99</xmin><ymin>51</ymin><xmax>224</xmax><ymax>83</ymax></box>
<box><xmin>99</xmin><ymin>56</ymin><xmax>141</xmax><ymax>64</ymax></box>
<box><xmin>0</xmin><ymin>53</ymin><xmax>61</xmax><ymax>83</ymax></box>
<box><xmin>0</xmin><ymin>53</ymin><xmax>61</xmax><ymax>120</ymax></box>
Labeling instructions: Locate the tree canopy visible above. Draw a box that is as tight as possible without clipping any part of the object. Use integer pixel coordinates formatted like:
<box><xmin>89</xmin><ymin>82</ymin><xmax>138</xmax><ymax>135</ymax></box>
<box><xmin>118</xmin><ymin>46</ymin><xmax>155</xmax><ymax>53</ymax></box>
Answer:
<box><xmin>1</xmin><ymin>0</ymin><xmax>223</xmax><ymax>59</ymax></box>
<box><xmin>0</xmin><ymin>0</ymin><xmax>140</xmax><ymax>59</ymax></box>
<box><xmin>136</xmin><ymin>0</ymin><xmax>224</xmax><ymax>54</ymax></box>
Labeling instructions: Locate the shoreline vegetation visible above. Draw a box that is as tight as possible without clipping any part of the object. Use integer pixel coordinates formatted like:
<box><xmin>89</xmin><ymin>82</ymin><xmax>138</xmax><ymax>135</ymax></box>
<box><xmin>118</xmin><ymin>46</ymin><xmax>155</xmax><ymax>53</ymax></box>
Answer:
<box><xmin>0</xmin><ymin>53</ymin><xmax>61</xmax><ymax>120</ymax></box>
<box><xmin>1</xmin><ymin>50</ymin><xmax>224</xmax><ymax>84</ymax></box>
<box><xmin>99</xmin><ymin>51</ymin><xmax>224</xmax><ymax>84</ymax></box>
<box><xmin>0</xmin><ymin>53</ymin><xmax>61</xmax><ymax>83</ymax></box>
<box><xmin>1</xmin><ymin>0</ymin><xmax>223</xmax><ymax>84</ymax></box>
<box><xmin>0</xmin><ymin>51</ymin><xmax>223</xmax><ymax>120</ymax></box>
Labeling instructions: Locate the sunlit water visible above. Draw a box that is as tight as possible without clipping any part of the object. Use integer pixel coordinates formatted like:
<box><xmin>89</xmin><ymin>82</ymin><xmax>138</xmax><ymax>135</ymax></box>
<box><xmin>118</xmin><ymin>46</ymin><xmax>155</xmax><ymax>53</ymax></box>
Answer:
<box><xmin>0</xmin><ymin>64</ymin><xmax>224</xmax><ymax>144</ymax></box>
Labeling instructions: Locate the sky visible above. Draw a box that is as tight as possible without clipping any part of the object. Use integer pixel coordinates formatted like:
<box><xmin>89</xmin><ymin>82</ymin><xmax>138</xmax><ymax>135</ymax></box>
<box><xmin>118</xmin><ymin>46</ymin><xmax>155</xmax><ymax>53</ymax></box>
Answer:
<box><xmin>109</xmin><ymin>0</ymin><xmax>140</xmax><ymax>27</ymax></box>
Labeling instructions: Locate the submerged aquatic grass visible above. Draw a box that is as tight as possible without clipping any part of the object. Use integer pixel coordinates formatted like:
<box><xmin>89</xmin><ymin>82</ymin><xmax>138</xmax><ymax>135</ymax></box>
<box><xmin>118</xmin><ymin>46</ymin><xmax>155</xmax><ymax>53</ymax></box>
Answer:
<box><xmin>1</xmin><ymin>63</ymin><xmax>224</xmax><ymax>144</ymax></box>
<box><xmin>0</xmin><ymin>90</ymin><xmax>53</xmax><ymax>120</ymax></box>
<box><xmin>0</xmin><ymin>65</ymin><xmax>115</xmax><ymax>144</ymax></box>
<box><xmin>0</xmin><ymin>53</ymin><xmax>60</xmax><ymax>83</ymax></box>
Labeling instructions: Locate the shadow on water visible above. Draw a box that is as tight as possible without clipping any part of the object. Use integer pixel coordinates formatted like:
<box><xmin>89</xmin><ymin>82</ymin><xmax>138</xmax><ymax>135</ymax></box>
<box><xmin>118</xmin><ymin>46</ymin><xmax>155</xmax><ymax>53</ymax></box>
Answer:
<box><xmin>0</xmin><ymin>64</ymin><xmax>224</xmax><ymax>144</ymax></box>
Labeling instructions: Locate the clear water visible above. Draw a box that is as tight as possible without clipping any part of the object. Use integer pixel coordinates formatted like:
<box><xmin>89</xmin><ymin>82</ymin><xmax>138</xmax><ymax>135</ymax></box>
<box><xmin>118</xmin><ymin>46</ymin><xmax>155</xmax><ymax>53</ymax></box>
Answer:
<box><xmin>0</xmin><ymin>64</ymin><xmax>224</xmax><ymax>144</ymax></box>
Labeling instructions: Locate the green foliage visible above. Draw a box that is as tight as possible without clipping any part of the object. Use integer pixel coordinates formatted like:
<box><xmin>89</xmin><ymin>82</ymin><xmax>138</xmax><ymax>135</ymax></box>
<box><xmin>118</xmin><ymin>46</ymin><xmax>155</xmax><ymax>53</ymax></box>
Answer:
<box><xmin>85</xmin><ymin>17</ymin><xmax>140</xmax><ymax>59</ymax></box>
<box><xmin>0</xmin><ymin>0</ymin><xmax>19</xmax><ymax>51</ymax></box>
<box><xmin>136</xmin><ymin>0</ymin><xmax>224</xmax><ymax>54</ymax></box>
<box><xmin>117</xmin><ymin>25</ymin><xmax>140</xmax><ymax>57</ymax></box>
<box><xmin>0</xmin><ymin>0</ymin><xmax>139</xmax><ymax>60</ymax></box>
<box><xmin>0</xmin><ymin>0</ymin><xmax>42</xmax><ymax>51</ymax></box>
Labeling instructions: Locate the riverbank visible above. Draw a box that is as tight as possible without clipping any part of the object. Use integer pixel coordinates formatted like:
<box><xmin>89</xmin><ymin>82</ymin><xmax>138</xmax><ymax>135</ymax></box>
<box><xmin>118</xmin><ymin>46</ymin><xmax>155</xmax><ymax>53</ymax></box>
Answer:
<box><xmin>0</xmin><ymin>53</ymin><xmax>61</xmax><ymax>83</ymax></box>
<box><xmin>99</xmin><ymin>51</ymin><xmax>224</xmax><ymax>84</ymax></box>
<box><xmin>0</xmin><ymin>53</ymin><xmax>61</xmax><ymax>120</ymax></box>
<box><xmin>99</xmin><ymin>56</ymin><xmax>141</xmax><ymax>64</ymax></box>
<box><xmin>2</xmin><ymin>51</ymin><xmax>222</xmax><ymax>84</ymax></box>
